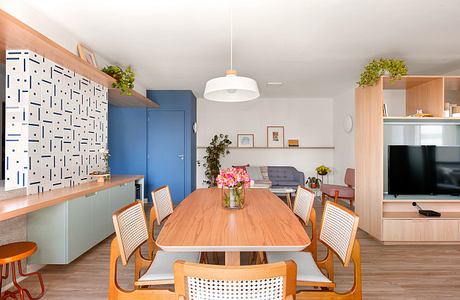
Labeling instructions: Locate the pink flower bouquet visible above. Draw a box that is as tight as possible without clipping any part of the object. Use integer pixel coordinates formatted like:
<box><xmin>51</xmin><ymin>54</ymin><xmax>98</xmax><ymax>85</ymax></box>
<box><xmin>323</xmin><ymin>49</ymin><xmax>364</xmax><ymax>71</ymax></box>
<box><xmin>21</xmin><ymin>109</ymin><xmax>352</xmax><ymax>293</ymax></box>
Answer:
<box><xmin>216</xmin><ymin>167</ymin><xmax>250</xmax><ymax>209</ymax></box>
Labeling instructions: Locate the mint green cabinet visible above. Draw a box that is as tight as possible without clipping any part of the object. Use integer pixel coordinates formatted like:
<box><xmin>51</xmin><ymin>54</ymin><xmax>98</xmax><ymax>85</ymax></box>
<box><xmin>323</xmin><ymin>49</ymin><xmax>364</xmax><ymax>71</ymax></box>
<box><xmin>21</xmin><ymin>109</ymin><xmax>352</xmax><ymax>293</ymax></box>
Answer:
<box><xmin>27</xmin><ymin>181</ymin><xmax>136</xmax><ymax>264</ymax></box>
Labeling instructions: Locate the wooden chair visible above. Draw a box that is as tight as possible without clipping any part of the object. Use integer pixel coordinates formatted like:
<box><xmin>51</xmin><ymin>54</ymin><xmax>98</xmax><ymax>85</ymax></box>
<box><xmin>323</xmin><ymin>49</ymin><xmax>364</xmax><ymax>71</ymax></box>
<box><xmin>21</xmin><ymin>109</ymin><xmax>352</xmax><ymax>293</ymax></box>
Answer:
<box><xmin>321</xmin><ymin>168</ymin><xmax>355</xmax><ymax>207</ymax></box>
<box><xmin>174</xmin><ymin>260</ymin><xmax>297</xmax><ymax>300</ymax></box>
<box><xmin>267</xmin><ymin>201</ymin><xmax>362</xmax><ymax>300</ymax></box>
<box><xmin>109</xmin><ymin>201</ymin><xmax>200</xmax><ymax>300</ymax></box>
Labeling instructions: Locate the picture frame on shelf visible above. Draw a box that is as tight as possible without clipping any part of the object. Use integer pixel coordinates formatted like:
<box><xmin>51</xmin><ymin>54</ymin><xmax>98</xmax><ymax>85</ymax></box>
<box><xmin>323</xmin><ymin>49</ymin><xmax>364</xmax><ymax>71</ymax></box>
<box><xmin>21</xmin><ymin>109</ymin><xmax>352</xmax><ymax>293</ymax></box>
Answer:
<box><xmin>237</xmin><ymin>134</ymin><xmax>254</xmax><ymax>148</ymax></box>
<box><xmin>77</xmin><ymin>43</ymin><xmax>98</xmax><ymax>68</ymax></box>
<box><xmin>267</xmin><ymin>126</ymin><xmax>284</xmax><ymax>148</ymax></box>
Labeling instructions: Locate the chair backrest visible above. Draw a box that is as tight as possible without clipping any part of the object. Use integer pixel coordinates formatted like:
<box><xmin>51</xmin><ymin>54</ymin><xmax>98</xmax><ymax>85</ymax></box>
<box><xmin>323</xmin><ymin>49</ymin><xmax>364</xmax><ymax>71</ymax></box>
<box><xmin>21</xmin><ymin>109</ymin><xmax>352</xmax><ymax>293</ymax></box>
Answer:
<box><xmin>344</xmin><ymin>168</ymin><xmax>355</xmax><ymax>187</ymax></box>
<box><xmin>319</xmin><ymin>201</ymin><xmax>359</xmax><ymax>267</ymax></box>
<box><xmin>292</xmin><ymin>186</ymin><xmax>315</xmax><ymax>224</ymax></box>
<box><xmin>174</xmin><ymin>260</ymin><xmax>296</xmax><ymax>300</ymax></box>
<box><xmin>151</xmin><ymin>185</ymin><xmax>174</xmax><ymax>225</ymax></box>
<box><xmin>112</xmin><ymin>201</ymin><xmax>149</xmax><ymax>265</ymax></box>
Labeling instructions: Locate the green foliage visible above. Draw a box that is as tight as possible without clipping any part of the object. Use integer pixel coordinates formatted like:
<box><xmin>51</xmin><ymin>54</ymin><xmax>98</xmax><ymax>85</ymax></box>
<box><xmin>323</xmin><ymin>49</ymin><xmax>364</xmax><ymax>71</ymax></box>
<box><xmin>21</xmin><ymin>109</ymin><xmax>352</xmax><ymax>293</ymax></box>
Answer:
<box><xmin>102</xmin><ymin>65</ymin><xmax>135</xmax><ymax>95</ymax></box>
<box><xmin>316</xmin><ymin>165</ymin><xmax>331</xmax><ymax>176</ymax></box>
<box><xmin>358</xmin><ymin>58</ymin><xmax>408</xmax><ymax>87</ymax></box>
<box><xmin>201</xmin><ymin>134</ymin><xmax>232</xmax><ymax>187</ymax></box>
<box><xmin>306</xmin><ymin>176</ymin><xmax>322</xmax><ymax>188</ymax></box>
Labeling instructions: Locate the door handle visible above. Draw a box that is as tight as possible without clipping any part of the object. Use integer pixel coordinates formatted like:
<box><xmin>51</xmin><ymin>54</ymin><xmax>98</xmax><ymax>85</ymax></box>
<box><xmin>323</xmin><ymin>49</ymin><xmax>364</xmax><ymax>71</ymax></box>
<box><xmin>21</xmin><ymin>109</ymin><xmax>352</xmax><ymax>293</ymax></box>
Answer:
<box><xmin>178</xmin><ymin>154</ymin><xmax>184</xmax><ymax>160</ymax></box>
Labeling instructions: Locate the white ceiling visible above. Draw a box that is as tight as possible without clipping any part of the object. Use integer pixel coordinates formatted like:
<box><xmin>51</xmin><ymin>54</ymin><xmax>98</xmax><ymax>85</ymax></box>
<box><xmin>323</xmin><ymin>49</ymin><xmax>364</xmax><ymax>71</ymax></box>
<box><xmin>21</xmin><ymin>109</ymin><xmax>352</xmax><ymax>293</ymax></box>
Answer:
<box><xmin>7</xmin><ymin>0</ymin><xmax>460</xmax><ymax>98</ymax></box>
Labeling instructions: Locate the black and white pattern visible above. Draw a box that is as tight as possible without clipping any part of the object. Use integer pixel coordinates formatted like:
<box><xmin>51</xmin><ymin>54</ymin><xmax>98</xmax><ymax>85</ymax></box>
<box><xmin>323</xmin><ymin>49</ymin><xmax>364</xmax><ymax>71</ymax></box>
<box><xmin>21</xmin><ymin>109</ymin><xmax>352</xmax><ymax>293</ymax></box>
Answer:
<box><xmin>5</xmin><ymin>50</ymin><xmax>108</xmax><ymax>194</ymax></box>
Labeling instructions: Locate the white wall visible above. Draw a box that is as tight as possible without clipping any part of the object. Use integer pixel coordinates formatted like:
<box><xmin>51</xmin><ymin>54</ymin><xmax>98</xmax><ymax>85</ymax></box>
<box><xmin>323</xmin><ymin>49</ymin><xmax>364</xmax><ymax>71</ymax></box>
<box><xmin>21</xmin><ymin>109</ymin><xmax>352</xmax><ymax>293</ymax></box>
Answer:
<box><xmin>0</xmin><ymin>0</ymin><xmax>147</xmax><ymax>94</ymax></box>
<box><xmin>196</xmin><ymin>97</ymin><xmax>335</xmax><ymax>188</ymax></box>
<box><xmin>332</xmin><ymin>89</ymin><xmax>355</xmax><ymax>184</ymax></box>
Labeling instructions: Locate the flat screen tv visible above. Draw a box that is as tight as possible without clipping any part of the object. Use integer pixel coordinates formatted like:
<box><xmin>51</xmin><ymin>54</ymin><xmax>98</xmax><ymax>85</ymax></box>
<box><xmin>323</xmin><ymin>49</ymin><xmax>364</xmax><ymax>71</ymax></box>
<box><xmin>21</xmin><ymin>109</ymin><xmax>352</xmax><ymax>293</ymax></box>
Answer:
<box><xmin>388</xmin><ymin>145</ymin><xmax>460</xmax><ymax>196</ymax></box>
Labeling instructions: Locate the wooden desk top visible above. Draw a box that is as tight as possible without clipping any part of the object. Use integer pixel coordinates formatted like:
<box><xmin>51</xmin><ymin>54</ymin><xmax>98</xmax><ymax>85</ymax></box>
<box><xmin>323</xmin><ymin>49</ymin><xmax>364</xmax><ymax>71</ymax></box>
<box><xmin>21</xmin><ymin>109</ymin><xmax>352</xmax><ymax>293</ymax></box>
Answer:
<box><xmin>156</xmin><ymin>188</ymin><xmax>310</xmax><ymax>252</ymax></box>
<box><xmin>0</xmin><ymin>175</ymin><xmax>143</xmax><ymax>221</ymax></box>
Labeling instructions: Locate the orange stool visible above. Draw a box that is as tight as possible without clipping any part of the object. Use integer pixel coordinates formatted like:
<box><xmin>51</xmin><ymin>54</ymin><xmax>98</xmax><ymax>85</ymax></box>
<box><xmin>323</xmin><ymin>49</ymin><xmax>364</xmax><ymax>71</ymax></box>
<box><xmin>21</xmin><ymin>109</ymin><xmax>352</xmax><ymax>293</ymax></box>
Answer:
<box><xmin>0</xmin><ymin>242</ymin><xmax>45</xmax><ymax>300</ymax></box>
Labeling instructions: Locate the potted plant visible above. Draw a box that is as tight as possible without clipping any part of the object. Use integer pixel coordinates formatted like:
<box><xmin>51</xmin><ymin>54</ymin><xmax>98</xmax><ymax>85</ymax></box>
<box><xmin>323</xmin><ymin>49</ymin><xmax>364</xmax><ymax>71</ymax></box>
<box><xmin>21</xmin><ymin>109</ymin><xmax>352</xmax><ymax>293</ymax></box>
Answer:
<box><xmin>316</xmin><ymin>165</ymin><xmax>331</xmax><ymax>176</ymax></box>
<box><xmin>102</xmin><ymin>65</ymin><xmax>135</xmax><ymax>95</ymax></box>
<box><xmin>358</xmin><ymin>58</ymin><xmax>408</xmax><ymax>87</ymax></box>
<box><xmin>306</xmin><ymin>177</ymin><xmax>322</xmax><ymax>189</ymax></box>
<box><xmin>217</xmin><ymin>167</ymin><xmax>250</xmax><ymax>209</ymax></box>
<box><xmin>90</xmin><ymin>148</ymin><xmax>111</xmax><ymax>182</ymax></box>
<box><xmin>201</xmin><ymin>134</ymin><xmax>232</xmax><ymax>187</ymax></box>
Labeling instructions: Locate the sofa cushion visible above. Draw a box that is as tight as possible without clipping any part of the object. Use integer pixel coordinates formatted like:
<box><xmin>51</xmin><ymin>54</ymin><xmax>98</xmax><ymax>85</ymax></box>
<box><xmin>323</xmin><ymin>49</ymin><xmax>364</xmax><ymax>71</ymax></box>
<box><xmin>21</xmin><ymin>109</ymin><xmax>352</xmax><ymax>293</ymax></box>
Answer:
<box><xmin>246</xmin><ymin>166</ymin><xmax>263</xmax><ymax>181</ymax></box>
<box><xmin>268</xmin><ymin>166</ymin><xmax>296</xmax><ymax>181</ymax></box>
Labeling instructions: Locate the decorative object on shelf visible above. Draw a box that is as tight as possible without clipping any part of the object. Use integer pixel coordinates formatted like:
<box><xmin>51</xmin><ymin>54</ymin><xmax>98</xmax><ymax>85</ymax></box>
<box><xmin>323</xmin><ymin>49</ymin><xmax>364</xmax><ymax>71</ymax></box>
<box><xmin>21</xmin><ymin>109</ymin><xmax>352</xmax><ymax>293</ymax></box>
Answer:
<box><xmin>201</xmin><ymin>134</ymin><xmax>232</xmax><ymax>187</ymax></box>
<box><xmin>343</xmin><ymin>114</ymin><xmax>354</xmax><ymax>132</ymax></box>
<box><xmin>77</xmin><ymin>43</ymin><xmax>98</xmax><ymax>67</ymax></box>
<box><xmin>267</xmin><ymin>126</ymin><xmax>285</xmax><ymax>148</ymax></box>
<box><xmin>288</xmin><ymin>139</ymin><xmax>299</xmax><ymax>147</ymax></box>
<box><xmin>90</xmin><ymin>148</ymin><xmax>111</xmax><ymax>182</ymax></box>
<box><xmin>382</xmin><ymin>104</ymin><xmax>388</xmax><ymax>117</ymax></box>
<box><xmin>203</xmin><ymin>9</ymin><xmax>259</xmax><ymax>102</ymax></box>
<box><xmin>237</xmin><ymin>134</ymin><xmax>254</xmax><ymax>148</ymax></box>
<box><xmin>306</xmin><ymin>176</ymin><xmax>322</xmax><ymax>189</ymax></box>
<box><xmin>102</xmin><ymin>65</ymin><xmax>135</xmax><ymax>96</ymax></box>
<box><xmin>316</xmin><ymin>165</ymin><xmax>331</xmax><ymax>183</ymax></box>
<box><xmin>411</xmin><ymin>109</ymin><xmax>433</xmax><ymax>118</ymax></box>
<box><xmin>358</xmin><ymin>58</ymin><xmax>408</xmax><ymax>87</ymax></box>
<box><xmin>217</xmin><ymin>167</ymin><xmax>250</xmax><ymax>209</ymax></box>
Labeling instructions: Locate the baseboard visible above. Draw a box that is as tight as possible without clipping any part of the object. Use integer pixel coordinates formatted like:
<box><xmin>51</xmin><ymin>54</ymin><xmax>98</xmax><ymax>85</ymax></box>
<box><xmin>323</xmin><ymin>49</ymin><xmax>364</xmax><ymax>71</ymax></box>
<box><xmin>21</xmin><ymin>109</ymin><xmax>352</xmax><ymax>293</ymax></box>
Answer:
<box><xmin>1</xmin><ymin>263</ymin><xmax>45</xmax><ymax>291</ymax></box>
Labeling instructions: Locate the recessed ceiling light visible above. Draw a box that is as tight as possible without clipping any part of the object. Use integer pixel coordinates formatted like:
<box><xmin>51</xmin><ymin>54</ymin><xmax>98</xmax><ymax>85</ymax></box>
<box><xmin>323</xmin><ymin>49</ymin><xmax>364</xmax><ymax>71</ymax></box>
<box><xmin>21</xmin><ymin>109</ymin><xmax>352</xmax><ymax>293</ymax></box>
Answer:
<box><xmin>266</xmin><ymin>82</ymin><xmax>283</xmax><ymax>86</ymax></box>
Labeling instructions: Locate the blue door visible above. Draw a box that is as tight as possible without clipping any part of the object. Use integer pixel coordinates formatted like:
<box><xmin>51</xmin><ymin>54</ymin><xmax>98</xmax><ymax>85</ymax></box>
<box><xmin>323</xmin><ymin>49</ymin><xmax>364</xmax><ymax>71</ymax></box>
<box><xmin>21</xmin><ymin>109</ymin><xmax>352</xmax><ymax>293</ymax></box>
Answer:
<box><xmin>147</xmin><ymin>110</ymin><xmax>185</xmax><ymax>203</ymax></box>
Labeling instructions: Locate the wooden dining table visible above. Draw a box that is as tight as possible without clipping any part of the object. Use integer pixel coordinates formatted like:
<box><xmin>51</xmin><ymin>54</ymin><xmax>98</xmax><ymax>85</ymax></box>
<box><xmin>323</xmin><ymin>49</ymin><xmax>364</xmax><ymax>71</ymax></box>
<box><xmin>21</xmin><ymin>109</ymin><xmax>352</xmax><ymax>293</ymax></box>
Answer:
<box><xmin>156</xmin><ymin>188</ymin><xmax>310</xmax><ymax>266</ymax></box>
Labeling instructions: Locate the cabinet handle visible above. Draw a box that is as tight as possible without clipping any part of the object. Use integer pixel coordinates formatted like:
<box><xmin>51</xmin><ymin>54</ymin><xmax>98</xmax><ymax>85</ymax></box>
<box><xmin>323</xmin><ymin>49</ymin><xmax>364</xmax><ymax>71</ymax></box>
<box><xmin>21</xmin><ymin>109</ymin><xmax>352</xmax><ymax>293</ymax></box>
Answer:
<box><xmin>85</xmin><ymin>192</ymin><xmax>97</xmax><ymax>197</ymax></box>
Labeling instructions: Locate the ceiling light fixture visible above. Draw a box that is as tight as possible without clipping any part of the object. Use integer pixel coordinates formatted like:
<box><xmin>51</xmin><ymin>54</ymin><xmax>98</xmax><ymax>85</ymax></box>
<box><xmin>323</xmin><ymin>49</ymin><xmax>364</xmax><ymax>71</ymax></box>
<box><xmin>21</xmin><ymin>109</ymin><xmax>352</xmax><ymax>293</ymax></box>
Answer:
<box><xmin>204</xmin><ymin>9</ymin><xmax>259</xmax><ymax>102</ymax></box>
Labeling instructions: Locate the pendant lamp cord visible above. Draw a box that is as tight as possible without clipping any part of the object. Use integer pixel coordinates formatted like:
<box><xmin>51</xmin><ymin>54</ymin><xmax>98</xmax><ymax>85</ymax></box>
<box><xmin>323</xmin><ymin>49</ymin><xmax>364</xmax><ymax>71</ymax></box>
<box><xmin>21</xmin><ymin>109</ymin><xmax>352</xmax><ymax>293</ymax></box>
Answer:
<box><xmin>230</xmin><ymin>7</ymin><xmax>233</xmax><ymax>70</ymax></box>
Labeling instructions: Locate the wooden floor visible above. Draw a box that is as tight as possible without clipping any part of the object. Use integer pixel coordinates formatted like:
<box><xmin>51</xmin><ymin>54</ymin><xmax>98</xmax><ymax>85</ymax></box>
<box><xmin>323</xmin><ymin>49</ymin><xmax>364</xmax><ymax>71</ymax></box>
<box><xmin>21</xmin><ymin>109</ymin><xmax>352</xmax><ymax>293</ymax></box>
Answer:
<box><xmin>11</xmin><ymin>198</ymin><xmax>460</xmax><ymax>299</ymax></box>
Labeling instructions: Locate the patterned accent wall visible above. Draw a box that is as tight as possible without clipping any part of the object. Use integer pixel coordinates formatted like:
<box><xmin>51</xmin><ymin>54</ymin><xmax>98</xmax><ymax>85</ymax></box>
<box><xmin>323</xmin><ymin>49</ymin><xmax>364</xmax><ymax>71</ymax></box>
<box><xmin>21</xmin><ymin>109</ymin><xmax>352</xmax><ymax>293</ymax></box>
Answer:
<box><xmin>5</xmin><ymin>50</ymin><xmax>108</xmax><ymax>194</ymax></box>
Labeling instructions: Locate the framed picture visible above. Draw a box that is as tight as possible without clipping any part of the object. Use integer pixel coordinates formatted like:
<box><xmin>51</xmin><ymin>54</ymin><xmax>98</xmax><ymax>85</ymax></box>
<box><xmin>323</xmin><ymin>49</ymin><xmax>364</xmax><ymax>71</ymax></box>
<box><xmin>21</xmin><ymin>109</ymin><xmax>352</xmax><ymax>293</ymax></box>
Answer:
<box><xmin>77</xmin><ymin>43</ymin><xmax>98</xmax><ymax>68</ymax></box>
<box><xmin>267</xmin><ymin>126</ymin><xmax>284</xmax><ymax>148</ymax></box>
<box><xmin>237</xmin><ymin>134</ymin><xmax>254</xmax><ymax>148</ymax></box>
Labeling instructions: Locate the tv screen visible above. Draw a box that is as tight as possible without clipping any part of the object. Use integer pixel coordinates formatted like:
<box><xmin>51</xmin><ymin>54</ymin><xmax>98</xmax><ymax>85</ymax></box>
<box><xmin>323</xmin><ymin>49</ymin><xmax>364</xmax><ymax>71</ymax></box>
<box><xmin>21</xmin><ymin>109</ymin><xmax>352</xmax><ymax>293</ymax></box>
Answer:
<box><xmin>388</xmin><ymin>145</ymin><xmax>460</xmax><ymax>195</ymax></box>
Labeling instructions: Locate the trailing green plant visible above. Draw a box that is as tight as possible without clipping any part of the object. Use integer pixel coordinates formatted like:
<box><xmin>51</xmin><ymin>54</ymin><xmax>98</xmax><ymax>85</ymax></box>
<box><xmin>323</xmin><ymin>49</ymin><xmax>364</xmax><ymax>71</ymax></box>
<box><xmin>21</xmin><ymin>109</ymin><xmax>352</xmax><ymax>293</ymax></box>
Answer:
<box><xmin>358</xmin><ymin>58</ymin><xmax>408</xmax><ymax>87</ymax></box>
<box><xmin>316</xmin><ymin>165</ymin><xmax>331</xmax><ymax>176</ymax></box>
<box><xmin>102</xmin><ymin>65</ymin><xmax>135</xmax><ymax>95</ymax></box>
<box><xmin>201</xmin><ymin>134</ymin><xmax>232</xmax><ymax>187</ymax></box>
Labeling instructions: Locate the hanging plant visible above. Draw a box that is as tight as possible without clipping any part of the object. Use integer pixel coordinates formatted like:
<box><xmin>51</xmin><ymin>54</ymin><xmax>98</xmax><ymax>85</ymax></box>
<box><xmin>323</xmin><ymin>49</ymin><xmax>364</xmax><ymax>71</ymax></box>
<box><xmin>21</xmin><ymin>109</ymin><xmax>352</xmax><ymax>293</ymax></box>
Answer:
<box><xmin>201</xmin><ymin>134</ymin><xmax>232</xmax><ymax>187</ymax></box>
<box><xmin>358</xmin><ymin>58</ymin><xmax>408</xmax><ymax>87</ymax></box>
<box><xmin>102</xmin><ymin>65</ymin><xmax>135</xmax><ymax>95</ymax></box>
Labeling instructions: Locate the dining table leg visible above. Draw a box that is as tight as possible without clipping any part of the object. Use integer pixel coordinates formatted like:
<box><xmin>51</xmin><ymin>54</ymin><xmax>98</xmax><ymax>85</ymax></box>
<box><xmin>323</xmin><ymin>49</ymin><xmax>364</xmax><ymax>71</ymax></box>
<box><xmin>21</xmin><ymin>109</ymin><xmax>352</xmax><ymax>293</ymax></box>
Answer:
<box><xmin>225</xmin><ymin>252</ymin><xmax>240</xmax><ymax>266</ymax></box>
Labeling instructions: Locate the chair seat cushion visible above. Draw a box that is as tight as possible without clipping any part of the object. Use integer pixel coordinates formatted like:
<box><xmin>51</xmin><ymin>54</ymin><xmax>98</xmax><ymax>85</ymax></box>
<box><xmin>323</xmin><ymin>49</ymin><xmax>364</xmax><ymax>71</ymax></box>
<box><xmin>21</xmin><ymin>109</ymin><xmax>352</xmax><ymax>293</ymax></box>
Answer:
<box><xmin>138</xmin><ymin>251</ymin><xmax>200</xmax><ymax>282</ymax></box>
<box><xmin>320</xmin><ymin>184</ymin><xmax>354</xmax><ymax>198</ymax></box>
<box><xmin>266</xmin><ymin>251</ymin><xmax>332</xmax><ymax>283</ymax></box>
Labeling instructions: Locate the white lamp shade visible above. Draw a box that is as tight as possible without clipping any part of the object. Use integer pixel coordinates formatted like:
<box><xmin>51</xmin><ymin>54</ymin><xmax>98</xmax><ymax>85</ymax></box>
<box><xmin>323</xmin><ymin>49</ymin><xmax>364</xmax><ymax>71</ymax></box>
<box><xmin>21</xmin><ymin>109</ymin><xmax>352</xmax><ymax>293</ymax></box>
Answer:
<box><xmin>204</xmin><ymin>74</ymin><xmax>260</xmax><ymax>102</ymax></box>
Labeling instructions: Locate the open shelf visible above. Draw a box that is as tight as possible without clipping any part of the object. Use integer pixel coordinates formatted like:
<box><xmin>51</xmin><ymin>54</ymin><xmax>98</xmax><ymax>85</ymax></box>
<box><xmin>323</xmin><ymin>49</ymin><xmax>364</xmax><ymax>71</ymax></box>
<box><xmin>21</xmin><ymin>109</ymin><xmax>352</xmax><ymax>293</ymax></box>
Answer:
<box><xmin>383</xmin><ymin>117</ymin><xmax>460</xmax><ymax>124</ymax></box>
<box><xmin>383</xmin><ymin>76</ymin><xmax>443</xmax><ymax>90</ymax></box>
<box><xmin>383</xmin><ymin>194</ymin><xmax>460</xmax><ymax>202</ymax></box>
<box><xmin>0</xmin><ymin>10</ymin><xmax>115</xmax><ymax>87</ymax></box>
<box><xmin>108</xmin><ymin>89</ymin><xmax>159</xmax><ymax>108</ymax></box>
<box><xmin>383</xmin><ymin>212</ymin><xmax>460</xmax><ymax>219</ymax></box>
<box><xmin>196</xmin><ymin>146</ymin><xmax>334</xmax><ymax>150</ymax></box>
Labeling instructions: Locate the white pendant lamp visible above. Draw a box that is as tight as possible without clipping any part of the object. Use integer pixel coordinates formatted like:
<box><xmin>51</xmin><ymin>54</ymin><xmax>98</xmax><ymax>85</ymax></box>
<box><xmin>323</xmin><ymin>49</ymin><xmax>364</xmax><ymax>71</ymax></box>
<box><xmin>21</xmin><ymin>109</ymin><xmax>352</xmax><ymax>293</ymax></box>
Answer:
<box><xmin>204</xmin><ymin>10</ymin><xmax>259</xmax><ymax>102</ymax></box>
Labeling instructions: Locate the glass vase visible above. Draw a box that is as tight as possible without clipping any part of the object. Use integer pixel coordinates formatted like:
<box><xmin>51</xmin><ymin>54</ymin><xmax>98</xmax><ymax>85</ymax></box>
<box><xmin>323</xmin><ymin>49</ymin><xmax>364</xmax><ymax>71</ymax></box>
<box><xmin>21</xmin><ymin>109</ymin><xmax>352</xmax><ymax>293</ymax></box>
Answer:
<box><xmin>221</xmin><ymin>186</ymin><xmax>245</xmax><ymax>209</ymax></box>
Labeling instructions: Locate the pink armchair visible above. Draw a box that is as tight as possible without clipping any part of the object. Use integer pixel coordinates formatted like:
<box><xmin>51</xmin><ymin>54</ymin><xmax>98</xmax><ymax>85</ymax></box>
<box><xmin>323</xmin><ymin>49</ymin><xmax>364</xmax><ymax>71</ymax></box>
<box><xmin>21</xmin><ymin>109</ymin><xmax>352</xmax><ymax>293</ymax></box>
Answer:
<box><xmin>320</xmin><ymin>168</ymin><xmax>355</xmax><ymax>207</ymax></box>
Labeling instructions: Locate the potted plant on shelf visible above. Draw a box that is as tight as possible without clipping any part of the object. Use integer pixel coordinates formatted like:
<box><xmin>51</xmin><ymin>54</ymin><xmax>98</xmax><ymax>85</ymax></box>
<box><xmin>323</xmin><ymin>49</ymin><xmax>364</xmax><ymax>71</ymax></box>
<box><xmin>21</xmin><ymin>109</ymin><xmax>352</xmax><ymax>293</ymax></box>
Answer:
<box><xmin>201</xmin><ymin>134</ymin><xmax>232</xmax><ymax>187</ymax></box>
<box><xmin>102</xmin><ymin>65</ymin><xmax>135</xmax><ymax>95</ymax></box>
<box><xmin>306</xmin><ymin>177</ymin><xmax>322</xmax><ymax>189</ymax></box>
<box><xmin>90</xmin><ymin>148</ymin><xmax>111</xmax><ymax>182</ymax></box>
<box><xmin>358</xmin><ymin>58</ymin><xmax>408</xmax><ymax>87</ymax></box>
<box><xmin>217</xmin><ymin>167</ymin><xmax>250</xmax><ymax>209</ymax></box>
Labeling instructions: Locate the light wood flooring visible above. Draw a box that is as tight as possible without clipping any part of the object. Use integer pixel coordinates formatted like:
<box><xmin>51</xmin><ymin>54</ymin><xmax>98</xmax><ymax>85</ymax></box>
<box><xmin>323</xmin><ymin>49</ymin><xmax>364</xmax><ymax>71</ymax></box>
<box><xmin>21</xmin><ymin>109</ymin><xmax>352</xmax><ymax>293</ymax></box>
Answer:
<box><xmin>9</xmin><ymin>198</ymin><xmax>460</xmax><ymax>299</ymax></box>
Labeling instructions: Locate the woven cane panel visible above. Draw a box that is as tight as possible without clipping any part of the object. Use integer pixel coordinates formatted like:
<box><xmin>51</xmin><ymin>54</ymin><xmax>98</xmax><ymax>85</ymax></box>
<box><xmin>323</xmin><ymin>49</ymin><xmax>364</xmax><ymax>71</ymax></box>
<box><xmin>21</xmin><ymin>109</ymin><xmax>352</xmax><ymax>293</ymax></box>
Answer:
<box><xmin>293</xmin><ymin>188</ymin><xmax>314</xmax><ymax>223</ymax></box>
<box><xmin>117</xmin><ymin>203</ymin><xmax>148</xmax><ymax>260</ymax></box>
<box><xmin>319</xmin><ymin>203</ymin><xmax>356</xmax><ymax>262</ymax></box>
<box><xmin>186</xmin><ymin>276</ymin><xmax>284</xmax><ymax>300</ymax></box>
<box><xmin>153</xmin><ymin>187</ymin><xmax>173</xmax><ymax>224</ymax></box>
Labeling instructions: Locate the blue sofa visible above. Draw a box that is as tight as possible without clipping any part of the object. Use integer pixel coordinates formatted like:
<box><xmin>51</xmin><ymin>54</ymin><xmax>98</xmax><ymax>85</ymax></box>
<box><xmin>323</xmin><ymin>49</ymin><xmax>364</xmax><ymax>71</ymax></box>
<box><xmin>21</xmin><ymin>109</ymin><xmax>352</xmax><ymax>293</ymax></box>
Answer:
<box><xmin>268</xmin><ymin>166</ymin><xmax>305</xmax><ymax>189</ymax></box>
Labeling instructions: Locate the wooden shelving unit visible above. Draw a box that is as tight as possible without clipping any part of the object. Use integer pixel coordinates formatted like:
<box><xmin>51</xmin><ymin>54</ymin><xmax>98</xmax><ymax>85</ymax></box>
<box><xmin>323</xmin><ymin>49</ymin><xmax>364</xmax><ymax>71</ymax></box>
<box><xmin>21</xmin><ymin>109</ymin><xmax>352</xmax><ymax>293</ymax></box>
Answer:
<box><xmin>356</xmin><ymin>75</ymin><xmax>460</xmax><ymax>244</ymax></box>
<box><xmin>0</xmin><ymin>9</ymin><xmax>158</xmax><ymax>108</ymax></box>
<box><xmin>108</xmin><ymin>89</ymin><xmax>159</xmax><ymax>108</ymax></box>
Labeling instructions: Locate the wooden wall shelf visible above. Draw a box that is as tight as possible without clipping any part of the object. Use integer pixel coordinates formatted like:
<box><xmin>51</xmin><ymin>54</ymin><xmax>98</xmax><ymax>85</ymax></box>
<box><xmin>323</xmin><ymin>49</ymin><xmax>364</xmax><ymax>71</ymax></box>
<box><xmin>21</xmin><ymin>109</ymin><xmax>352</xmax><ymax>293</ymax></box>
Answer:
<box><xmin>382</xmin><ymin>76</ymin><xmax>443</xmax><ymax>90</ymax></box>
<box><xmin>108</xmin><ymin>88</ymin><xmax>159</xmax><ymax>108</ymax></box>
<box><xmin>383</xmin><ymin>212</ymin><xmax>460</xmax><ymax>220</ymax></box>
<box><xmin>196</xmin><ymin>146</ymin><xmax>334</xmax><ymax>150</ymax></box>
<box><xmin>0</xmin><ymin>9</ymin><xmax>115</xmax><ymax>87</ymax></box>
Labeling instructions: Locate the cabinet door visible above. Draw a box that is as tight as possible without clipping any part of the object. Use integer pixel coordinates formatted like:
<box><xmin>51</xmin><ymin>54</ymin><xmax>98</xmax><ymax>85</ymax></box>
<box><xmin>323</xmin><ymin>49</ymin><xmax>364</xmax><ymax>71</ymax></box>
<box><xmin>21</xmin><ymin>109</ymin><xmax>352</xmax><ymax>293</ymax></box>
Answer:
<box><xmin>67</xmin><ymin>195</ymin><xmax>94</xmax><ymax>263</ymax></box>
<box><xmin>92</xmin><ymin>189</ymin><xmax>114</xmax><ymax>243</ymax></box>
<box><xmin>110</xmin><ymin>182</ymin><xmax>135</xmax><ymax>212</ymax></box>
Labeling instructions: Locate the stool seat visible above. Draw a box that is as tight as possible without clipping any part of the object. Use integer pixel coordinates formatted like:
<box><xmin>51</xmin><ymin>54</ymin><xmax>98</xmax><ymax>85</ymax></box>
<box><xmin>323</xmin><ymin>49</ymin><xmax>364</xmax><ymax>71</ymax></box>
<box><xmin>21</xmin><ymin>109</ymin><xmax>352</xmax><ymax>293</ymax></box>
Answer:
<box><xmin>0</xmin><ymin>242</ymin><xmax>37</xmax><ymax>264</ymax></box>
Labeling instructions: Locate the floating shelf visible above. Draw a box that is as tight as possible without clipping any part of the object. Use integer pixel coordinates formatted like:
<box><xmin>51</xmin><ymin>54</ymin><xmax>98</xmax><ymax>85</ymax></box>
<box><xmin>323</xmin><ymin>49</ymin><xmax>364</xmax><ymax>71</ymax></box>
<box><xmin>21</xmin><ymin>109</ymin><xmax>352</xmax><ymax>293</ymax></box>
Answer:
<box><xmin>0</xmin><ymin>9</ymin><xmax>115</xmax><ymax>87</ymax></box>
<box><xmin>197</xmin><ymin>146</ymin><xmax>334</xmax><ymax>150</ymax></box>
<box><xmin>108</xmin><ymin>89</ymin><xmax>159</xmax><ymax>108</ymax></box>
<box><xmin>383</xmin><ymin>117</ymin><xmax>460</xmax><ymax>124</ymax></box>
<box><xmin>382</xmin><ymin>76</ymin><xmax>443</xmax><ymax>90</ymax></box>
<box><xmin>383</xmin><ymin>212</ymin><xmax>460</xmax><ymax>220</ymax></box>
